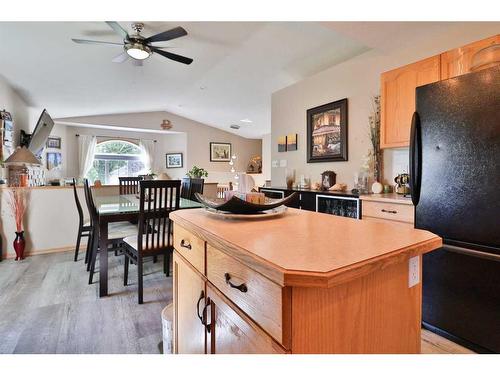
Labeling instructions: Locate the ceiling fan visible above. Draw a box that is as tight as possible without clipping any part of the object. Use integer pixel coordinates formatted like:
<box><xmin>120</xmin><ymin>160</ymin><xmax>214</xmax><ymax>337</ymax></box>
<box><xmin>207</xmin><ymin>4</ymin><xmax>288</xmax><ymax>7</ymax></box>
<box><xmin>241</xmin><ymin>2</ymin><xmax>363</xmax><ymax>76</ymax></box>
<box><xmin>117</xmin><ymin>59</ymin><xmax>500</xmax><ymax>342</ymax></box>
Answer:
<box><xmin>72</xmin><ymin>22</ymin><xmax>193</xmax><ymax>66</ymax></box>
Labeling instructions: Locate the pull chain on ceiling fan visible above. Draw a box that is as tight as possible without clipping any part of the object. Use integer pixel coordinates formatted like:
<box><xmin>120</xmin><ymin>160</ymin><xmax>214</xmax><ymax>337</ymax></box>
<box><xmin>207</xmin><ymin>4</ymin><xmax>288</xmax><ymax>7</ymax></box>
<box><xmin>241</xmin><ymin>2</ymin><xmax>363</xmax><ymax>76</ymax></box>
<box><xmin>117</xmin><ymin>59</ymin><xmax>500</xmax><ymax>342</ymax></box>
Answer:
<box><xmin>72</xmin><ymin>21</ymin><xmax>193</xmax><ymax>66</ymax></box>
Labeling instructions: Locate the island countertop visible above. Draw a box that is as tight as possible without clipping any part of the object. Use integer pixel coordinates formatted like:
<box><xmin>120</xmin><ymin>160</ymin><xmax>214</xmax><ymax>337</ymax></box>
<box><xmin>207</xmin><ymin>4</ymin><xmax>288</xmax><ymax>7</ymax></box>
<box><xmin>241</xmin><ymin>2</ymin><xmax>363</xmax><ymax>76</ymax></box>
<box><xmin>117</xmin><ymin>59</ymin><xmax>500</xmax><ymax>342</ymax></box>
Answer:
<box><xmin>170</xmin><ymin>208</ymin><xmax>442</xmax><ymax>288</ymax></box>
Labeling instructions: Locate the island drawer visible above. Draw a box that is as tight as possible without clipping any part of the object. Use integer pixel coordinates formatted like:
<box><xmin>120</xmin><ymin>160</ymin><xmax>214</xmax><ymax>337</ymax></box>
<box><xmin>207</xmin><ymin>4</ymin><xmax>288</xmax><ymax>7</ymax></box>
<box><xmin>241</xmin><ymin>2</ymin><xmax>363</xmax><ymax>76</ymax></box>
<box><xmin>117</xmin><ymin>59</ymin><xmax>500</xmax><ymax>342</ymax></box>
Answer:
<box><xmin>173</xmin><ymin>223</ymin><xmax>206</xmax><ymax>274</ymax></box>
<box><xmin>362</xmin><ymin>200</ymin><xmax>414</xmax><ymax>223</ymax></box>
<box><xmin>206</xmin><ymin>244</ymin><xmax>285</xmax><ymax>345</ymax></box>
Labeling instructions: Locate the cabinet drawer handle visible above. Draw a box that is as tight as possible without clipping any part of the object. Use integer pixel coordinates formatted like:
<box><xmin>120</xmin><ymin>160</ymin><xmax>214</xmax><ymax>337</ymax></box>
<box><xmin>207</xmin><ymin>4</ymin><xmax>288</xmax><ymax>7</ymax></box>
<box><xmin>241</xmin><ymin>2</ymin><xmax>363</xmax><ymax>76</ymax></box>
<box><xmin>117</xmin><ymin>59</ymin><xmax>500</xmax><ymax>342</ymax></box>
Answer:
<box><xmin>180</xmin><ymin>239</ymin><xmax>192</xmax><ymax>250</ymax></box>
<box><xmin>196</xmin><ymin>290</ymin><xmax>204</xmax><ymax>321</ymax></box>
<box><xmin>381</xmin><ymin>209</ymin><xmax>398</xmax><ymax>214</ymax></box>
<box><xmin>202</xmin><ymin>297</ymin><xmax>212</xmax><ymax>333</ymax></box>
<box><xmin>224</xmin><ymin>273</ymin><xmax>248</xmax><ymax>293</ymax></box>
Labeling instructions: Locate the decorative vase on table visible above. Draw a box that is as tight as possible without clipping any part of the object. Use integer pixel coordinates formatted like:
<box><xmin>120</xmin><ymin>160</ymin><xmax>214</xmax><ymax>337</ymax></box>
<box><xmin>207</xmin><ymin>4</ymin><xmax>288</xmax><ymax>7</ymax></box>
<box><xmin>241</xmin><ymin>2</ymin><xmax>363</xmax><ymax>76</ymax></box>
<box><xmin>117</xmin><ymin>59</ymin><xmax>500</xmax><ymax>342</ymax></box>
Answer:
<box><xmin>13</xmin><ymin>231</ymin><xmax>26</xmax><ymax>261</ymax></box>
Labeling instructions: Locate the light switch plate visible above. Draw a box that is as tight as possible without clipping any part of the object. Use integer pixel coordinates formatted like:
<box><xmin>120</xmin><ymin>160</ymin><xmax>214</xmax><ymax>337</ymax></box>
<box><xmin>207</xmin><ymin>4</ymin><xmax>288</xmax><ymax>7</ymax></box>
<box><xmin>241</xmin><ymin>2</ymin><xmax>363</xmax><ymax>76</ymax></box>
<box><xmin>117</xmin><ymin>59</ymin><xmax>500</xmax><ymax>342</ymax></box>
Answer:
<box><xmin>271</xmin><ymin>160</ymin><xmax>278</xmax><ymax>168</ymax></box>
<box><xmin>279</xmin><ymin>159</ymin><xmax>287</xmax><ymax>167</ymax></box>
<box><xmin>408</xmin><ymin>256</ymin><xmax>420</xmax><ymax>288</ymax></box>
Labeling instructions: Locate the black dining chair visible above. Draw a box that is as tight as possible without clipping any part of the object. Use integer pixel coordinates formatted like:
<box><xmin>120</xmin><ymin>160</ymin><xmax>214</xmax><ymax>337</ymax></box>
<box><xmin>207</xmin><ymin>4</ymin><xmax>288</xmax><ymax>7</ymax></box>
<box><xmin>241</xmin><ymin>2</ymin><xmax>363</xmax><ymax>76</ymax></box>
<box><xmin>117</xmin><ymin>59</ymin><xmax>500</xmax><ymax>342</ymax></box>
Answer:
<box><xmin>83</xmin><ymin>179</ymin><xmax>138</xmax><ymax>285</ymax></box>
<box><xmin>72</xmin><ymin>178</ymin><xmax>92</xmax><ymax>262</ymax></box>
<box><xmin>122</xmin><ymin>179</ymin><xmax>181</xmax><ymax>304</ymax></box>
<box><xmin>119</xmin><ymin>176</ymin><xmax>143</xmax><ymax>195</ymax></box>
<box><xmin>180</xmin><ymin>177</ymin><xmax>204</xmax><ymax>201</ymax></box>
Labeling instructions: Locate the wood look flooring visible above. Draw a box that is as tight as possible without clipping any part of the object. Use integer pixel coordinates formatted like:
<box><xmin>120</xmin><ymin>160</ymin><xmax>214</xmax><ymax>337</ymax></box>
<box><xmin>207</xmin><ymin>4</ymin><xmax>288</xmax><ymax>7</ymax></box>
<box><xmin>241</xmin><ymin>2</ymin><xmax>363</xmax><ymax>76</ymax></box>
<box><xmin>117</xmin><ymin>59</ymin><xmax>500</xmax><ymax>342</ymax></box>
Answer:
<box><xmin>0</xmin><ymin>250</ymin><xmax>171</xmax><ymax>354</ymax></box>
<box><xmin>0</xmin><ymin>251</ymin><xmax>474</xmax><ymax>354</ymax></box>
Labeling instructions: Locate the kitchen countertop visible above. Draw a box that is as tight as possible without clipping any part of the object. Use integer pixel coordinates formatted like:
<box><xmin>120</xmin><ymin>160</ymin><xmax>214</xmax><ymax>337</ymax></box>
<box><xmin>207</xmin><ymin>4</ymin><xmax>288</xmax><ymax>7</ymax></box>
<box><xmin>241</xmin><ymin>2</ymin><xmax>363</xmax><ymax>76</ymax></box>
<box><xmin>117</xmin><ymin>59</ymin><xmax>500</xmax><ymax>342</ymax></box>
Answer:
<box><xmin>260</xmin><ymin>186</ymin><xmax>359</xmax><ymax>197</ymax></box>
<box><xmin>359</xmin><ymin>193</ymin><xmax>413</xmax><ymax>205</ymax></box>
<box><xmin>171</xmin><ymin>207</ymin><xmax>440</xmax><ymax>288</ymax></box>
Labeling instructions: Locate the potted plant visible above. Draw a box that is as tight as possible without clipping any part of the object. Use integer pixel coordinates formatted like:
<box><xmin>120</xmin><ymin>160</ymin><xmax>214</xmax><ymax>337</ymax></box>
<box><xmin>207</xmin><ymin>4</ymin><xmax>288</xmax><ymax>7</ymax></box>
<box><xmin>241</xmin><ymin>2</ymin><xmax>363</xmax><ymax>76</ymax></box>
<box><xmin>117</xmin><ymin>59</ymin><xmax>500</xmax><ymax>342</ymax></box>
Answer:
<box><xmin>7</xmin><ymin>187</ymin><xmax>29</xmax><ymax>260</ymax></box>
<box><xmin>187</xmin><ymin>166</ymin><xmax>208</xmax><ymax>179</ymax></box>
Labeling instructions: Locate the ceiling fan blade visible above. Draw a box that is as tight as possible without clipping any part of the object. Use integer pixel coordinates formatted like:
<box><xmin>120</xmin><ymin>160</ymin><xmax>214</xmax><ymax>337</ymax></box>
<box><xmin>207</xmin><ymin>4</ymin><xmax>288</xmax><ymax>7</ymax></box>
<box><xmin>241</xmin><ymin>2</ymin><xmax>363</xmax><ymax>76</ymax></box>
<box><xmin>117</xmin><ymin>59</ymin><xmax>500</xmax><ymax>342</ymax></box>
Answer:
<box><xmin>153</xmin><ymin>48</ymin><xmax>193</xmax><ymax>65</ymax></box>
<box><xmin>112</xmin><ymin>52</ymin><xmax>129</xmax><ymax>63</ymax></box>
<box><xmin>105</xmin><ymin>21</ymin><xmax>129</xmax><ymax>40</ymax></box>
<box><xmin>132</xmin><ymin>59</ymin><xmax>143</xmax><ymax>67</ymax></box>
<box><xmin>72</xmin><ymin>38</ymin><xmax>123</xmax><ymax>46</ymax></box>
<box><xmin>145</xmin><ymin>26</ymin><xmax>187</xmax><ymax>43</ymax></box>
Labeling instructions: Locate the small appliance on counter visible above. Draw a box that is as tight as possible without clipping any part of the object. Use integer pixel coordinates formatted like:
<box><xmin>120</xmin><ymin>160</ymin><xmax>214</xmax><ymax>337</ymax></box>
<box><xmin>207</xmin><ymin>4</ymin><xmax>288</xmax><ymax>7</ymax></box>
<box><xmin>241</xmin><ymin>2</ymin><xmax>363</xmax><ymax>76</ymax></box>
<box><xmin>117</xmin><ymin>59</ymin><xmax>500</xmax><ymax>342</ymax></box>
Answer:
<box><xmin>394</xmin><ymin>173</ymin><xmax>410</xmax><ymax>195</ymax></box>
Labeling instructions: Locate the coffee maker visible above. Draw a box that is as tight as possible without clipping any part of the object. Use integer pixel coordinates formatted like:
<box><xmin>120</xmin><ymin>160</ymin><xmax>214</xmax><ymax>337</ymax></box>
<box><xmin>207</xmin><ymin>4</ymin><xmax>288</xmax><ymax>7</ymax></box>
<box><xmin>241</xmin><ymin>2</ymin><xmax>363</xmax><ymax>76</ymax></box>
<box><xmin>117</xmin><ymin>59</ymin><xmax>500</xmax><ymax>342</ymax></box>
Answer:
<box><xmin>394</xmin><ymin>173</ymin><xmax>411</xmax><ymax>195</ymax></box>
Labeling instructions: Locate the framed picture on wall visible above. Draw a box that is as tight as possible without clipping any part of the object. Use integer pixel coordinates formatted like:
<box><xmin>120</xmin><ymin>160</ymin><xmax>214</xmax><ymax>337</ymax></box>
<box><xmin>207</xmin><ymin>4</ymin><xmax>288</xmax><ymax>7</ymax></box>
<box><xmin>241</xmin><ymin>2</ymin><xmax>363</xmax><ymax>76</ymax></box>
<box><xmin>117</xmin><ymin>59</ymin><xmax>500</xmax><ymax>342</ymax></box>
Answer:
<box><xmin>210</xmin><ymin>142</ymin><xmax>232</xmax><ymax>162</ymax></box>
<box><xmin>46</xmin><ymin>152</ymin><xmax>62</xmax><ymax>170</ymax></box>
<box><xmin>307</xmin><ymin>98</ymin><xmax>348</xmax><ymax>162</ymax></box>
<box><xmin>166</xmin><ymin>153</ymin><xmax>183</xmax><ymax>168</ymax></box>
<box><xmin>46</xmin><ymin>136</ymin><xmax>61</xmax><ymax>149</ymax></box>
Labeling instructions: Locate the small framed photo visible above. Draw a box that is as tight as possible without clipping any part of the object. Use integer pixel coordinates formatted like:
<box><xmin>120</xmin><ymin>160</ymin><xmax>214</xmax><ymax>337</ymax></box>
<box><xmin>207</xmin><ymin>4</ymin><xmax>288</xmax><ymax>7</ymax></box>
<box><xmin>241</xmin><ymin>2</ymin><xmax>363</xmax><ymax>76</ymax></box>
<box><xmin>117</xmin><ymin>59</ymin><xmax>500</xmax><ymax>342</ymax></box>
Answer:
<box><xmin>46</xmin><ymin>152</ymin><xmax>62</xmax><ymax>170</ymax></box>
<box><xmin>210</xmin><ymin>142</ymin><xmax>232</xmax><ymax>162</ymax></box>
<box><xmin>287</xmin><ymin>133</ymin><xmax>297</xmax><ymax>151</ymax></box>
<box><xmin>278</xmin><ymin>135</ymin><xmax>287</xmax><ymax>152</ymax></box>
<box><xmin>166</xmin><ymin>153</ymin><xmax>183</xmax><ymax>168</ymax></box>
<box><xmin>46</xmin><ymin>136</ymin><xmax>61</xmax><ymax>149</ymax></box>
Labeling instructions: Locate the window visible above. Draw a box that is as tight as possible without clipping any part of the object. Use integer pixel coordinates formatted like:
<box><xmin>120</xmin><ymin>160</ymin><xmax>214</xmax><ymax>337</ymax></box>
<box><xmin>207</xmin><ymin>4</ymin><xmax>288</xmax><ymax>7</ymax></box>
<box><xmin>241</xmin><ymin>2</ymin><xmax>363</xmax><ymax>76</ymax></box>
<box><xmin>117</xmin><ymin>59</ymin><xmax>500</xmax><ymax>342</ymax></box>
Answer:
<box><xmin>86</xmin><ymin>140</ymin><xmax>145</xmax><ymax>185</ymax></box>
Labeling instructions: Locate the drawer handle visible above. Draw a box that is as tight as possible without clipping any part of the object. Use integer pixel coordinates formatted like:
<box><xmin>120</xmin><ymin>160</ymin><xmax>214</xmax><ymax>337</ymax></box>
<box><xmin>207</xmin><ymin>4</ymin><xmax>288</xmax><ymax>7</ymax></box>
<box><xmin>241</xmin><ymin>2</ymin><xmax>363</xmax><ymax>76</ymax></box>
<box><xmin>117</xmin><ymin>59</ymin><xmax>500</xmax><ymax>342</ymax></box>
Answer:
<box><xmin>381</xmin><ymin>209</ymin><xmax>398</xmax><ymax>214</ymax></box>
<box><xmin>180</xmin><ymin>239</ymin><xmax>192</xmax><ymax>250</ymax></box>
<box><xmin>224</xmin><ymin>273</ymin><xmax>248</xmax><ymax>293</ymax></box>
<box><xmin>201</xmin><ymin>297</ymin><xmax>212</xmax><ymax>333</ymax></box>
<box><xmin>196</xmin><ymin>290</ymin><xmax>204</xmax><ymax>321</ymax></box>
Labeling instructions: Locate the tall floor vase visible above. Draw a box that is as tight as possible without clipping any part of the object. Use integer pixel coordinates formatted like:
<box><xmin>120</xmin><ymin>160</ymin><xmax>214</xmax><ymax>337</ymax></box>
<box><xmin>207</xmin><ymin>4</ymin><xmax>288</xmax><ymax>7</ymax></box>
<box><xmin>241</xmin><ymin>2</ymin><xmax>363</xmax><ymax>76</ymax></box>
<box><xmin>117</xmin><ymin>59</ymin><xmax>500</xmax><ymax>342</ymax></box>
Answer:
<box><xmin>13</xmin><ymin>231</ymin><xmax>26</xmax><ymax>261</ymax></box>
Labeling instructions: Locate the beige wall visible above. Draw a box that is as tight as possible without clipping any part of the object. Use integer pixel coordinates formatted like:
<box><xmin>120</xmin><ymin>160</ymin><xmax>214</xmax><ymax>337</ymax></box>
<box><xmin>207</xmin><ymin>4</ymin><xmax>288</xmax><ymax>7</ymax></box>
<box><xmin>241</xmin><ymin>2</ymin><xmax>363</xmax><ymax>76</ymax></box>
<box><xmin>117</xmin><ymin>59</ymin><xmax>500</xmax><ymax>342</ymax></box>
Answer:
<box><xmin>270</xmin><ymin>26</ymin><xmax>500</xmax><ymax>189</ymax></box>
<box><xmin>57</xmin><ymin>111</ymin><xmax>262</xmax><ymax>184</ymax></box>
<box><xmin>262</xmin><ymin>133</ymin><xmax>271</xmax><ymax>181</ymax></box>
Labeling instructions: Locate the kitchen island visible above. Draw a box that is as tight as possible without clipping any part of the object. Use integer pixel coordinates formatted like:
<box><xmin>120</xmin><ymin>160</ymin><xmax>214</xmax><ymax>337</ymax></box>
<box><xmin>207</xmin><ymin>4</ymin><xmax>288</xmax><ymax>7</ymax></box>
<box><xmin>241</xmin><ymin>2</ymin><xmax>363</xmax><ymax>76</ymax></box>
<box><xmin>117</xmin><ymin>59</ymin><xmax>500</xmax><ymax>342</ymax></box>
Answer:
<box><xmin>170</xmin><ymin>208</ymin><xmax>442</xmax><ymax>354</ymax></box>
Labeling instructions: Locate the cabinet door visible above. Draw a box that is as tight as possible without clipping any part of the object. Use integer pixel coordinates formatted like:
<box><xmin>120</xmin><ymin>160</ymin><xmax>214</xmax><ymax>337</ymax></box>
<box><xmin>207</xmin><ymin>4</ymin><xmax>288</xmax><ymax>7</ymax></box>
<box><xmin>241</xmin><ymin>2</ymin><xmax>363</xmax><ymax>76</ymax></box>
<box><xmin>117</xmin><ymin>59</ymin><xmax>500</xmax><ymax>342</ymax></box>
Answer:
<box><xmin>173</xmin><ymin>252</ymin><xmax>206</xmax><ymax>354</ymax></box>
<box><xmin>299</xmin><ymin>192</ymin><xmax>316</xmax><ymax>211</ymax></box>
<box><xmin>206</xmin><ymin>284</ymin><xmax>286</xmax><ymax>354</ymax></box>
<box><xmin>441</xmin><ymin>34</ymin><xmax>499</xmax><ymax>79</ymax></box>
<box><xmin>380</xmin><ymin>55</ymin><xmax>441</xmax><ymax>148</ymax></box>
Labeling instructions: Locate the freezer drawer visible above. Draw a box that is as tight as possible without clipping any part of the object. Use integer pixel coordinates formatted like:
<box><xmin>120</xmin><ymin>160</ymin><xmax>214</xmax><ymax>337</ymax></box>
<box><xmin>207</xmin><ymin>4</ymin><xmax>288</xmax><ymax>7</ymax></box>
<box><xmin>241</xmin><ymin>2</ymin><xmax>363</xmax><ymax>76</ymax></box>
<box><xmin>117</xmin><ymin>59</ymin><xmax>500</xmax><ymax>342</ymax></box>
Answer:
<box><xmin>422</xmin><ymin>245</ymin><xmax>500</xmax><ymax>353</ymax></box>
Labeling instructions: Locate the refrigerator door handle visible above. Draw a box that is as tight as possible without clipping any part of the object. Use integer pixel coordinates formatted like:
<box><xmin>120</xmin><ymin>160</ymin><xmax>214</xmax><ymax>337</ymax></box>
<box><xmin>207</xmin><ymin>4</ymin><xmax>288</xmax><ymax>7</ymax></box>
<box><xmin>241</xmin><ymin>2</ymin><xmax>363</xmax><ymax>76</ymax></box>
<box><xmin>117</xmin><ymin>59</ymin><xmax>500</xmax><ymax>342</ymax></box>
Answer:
<box><xmin>445</xmin><ymin>244</ymin><xmax>500</xmax><ymax>262</ymax></box>
<box><xmin>409</xmin><ymin>111</ymin><xmax>422</xmax><ymax>206</ymax></box>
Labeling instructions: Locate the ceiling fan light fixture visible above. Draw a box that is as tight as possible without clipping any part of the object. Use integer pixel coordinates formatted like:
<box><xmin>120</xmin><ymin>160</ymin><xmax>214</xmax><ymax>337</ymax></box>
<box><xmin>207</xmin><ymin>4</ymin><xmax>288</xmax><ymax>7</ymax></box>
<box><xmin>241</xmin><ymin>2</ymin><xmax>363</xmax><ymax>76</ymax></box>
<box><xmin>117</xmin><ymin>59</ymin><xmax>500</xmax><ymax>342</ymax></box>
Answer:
<box><xmin>125</xmin><ymin>43</ymin><xmax>151</xmax><ymax>60</ymax></box>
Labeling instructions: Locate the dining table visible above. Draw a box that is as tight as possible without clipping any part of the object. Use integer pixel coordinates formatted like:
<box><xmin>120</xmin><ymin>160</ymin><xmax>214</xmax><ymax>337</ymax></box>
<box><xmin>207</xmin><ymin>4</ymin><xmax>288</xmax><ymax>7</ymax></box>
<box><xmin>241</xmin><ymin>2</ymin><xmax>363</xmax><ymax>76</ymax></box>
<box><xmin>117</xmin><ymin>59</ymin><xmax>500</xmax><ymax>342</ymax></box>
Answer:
<box><xmin>93</xmin><ymin>193</ymin><xmax>203</xmax><ymax>297</ymax></box>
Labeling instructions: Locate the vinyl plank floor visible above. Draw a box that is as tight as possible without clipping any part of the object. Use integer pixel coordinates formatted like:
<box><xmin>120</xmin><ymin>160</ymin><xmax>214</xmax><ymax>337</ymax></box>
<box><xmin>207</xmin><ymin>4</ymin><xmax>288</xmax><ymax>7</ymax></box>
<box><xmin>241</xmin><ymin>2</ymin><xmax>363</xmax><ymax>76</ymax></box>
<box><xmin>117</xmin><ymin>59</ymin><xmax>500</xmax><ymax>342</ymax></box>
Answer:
<box><xmin>0</xmin><ymin>250</ymin><xmax>171</xmax><ymax>354</ymax></box>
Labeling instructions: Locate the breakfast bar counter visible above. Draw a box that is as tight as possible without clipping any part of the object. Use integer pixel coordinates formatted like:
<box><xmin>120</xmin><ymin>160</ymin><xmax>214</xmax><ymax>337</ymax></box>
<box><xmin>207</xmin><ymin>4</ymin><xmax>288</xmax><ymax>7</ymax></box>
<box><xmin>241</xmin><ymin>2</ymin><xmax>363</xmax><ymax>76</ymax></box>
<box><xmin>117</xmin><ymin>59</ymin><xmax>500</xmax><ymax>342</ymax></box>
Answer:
<box><xmin>170</xmin><ymin>208</ymin><xmax>442</xmax><ymax>354</ymax></box>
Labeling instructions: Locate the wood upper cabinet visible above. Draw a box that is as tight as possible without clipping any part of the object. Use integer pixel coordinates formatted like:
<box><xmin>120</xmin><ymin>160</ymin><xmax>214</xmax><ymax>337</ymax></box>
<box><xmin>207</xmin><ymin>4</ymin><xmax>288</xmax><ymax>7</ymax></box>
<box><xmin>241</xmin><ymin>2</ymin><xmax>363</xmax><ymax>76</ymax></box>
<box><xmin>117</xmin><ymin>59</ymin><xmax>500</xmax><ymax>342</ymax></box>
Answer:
<box><xmin>173</xmin><ymin>253</ymin><xmax>207</xmax><ymax>354</ymax></box>
<box><xmin>441</xmin><ymin>34</ymin><xmax>500</xmax><ymax>80</ymax></box>
<box><xmin>380</xmin><ymin>55</ymin><xmax>441</xmax><ymax>148</ymax></box>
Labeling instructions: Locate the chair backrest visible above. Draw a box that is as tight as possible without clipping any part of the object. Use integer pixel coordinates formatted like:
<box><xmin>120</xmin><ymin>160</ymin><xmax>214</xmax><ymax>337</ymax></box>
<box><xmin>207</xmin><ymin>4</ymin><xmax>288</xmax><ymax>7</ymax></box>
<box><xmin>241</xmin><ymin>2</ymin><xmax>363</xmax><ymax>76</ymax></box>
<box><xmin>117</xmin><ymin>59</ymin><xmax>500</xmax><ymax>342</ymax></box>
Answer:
<box><xmin>119</xmin><ymin>176</ymin><xmax>143</xmax><ymax>195</ymax></box>
<box><xmin>72</xmin><ymin>178</ymin><xmax>84</xmax><ymax>226</ymax></box>
<box><xmin>137</xmin><ymin>180</ymin><xmax>181</xmax><ymax>253</ymax></box>
<box><xmin>181</xmin><ymin>177</ymin><xmax>204</xmax><ymax>200</ymax></box>
<box><xmin>83</xmin><ymin>179</ymin><xmax>98</xmax><ymax>226</ymax></box>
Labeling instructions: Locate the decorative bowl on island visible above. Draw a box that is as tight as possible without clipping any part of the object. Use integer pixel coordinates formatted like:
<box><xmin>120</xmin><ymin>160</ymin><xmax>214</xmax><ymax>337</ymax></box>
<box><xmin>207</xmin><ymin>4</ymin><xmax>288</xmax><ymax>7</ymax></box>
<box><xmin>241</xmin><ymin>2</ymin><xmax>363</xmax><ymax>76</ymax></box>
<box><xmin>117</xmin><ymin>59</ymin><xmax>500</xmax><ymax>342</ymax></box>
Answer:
<box><xmin>194</xmin><ymin>192</ymin><xmax>297</xmax><ymax>215</ymax></box>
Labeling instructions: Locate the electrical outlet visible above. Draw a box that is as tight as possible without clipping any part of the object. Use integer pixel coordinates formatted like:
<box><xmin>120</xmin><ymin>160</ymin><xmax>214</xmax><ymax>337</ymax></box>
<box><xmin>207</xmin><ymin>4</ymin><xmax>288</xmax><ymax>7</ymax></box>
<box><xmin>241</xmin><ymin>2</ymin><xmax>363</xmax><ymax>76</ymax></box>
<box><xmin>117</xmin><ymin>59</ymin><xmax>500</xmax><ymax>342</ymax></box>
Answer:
<box><xmin>272</xmin><ymin>160</ymin><xmax>278</xmax><ymax>168</ymax></box>
<box><xmin>408</xmin><ymin>256</ymin><xmax>420</xmax><ymax>288</ymax></box>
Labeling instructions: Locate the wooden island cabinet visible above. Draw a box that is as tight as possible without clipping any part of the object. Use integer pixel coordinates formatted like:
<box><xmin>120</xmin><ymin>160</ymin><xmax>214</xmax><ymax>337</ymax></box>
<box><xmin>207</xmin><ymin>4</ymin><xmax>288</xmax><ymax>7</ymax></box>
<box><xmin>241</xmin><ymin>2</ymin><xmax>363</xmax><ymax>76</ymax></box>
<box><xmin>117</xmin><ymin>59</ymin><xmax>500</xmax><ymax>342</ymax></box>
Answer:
<box><xmin>171</xmin><ymin>208</ymin><xmax>441</xmax><ymax>354</ymax></box>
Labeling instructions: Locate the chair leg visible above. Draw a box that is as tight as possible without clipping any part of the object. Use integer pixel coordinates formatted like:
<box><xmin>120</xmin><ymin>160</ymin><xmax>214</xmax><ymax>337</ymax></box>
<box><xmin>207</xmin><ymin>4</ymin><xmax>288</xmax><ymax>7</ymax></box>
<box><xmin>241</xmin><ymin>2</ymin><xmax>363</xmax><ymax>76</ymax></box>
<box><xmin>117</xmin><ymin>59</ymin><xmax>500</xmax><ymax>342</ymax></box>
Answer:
<box><xmin>153</xmin><ymin>255</ymin><xmax>158</xmax><ymax>263</ymax></box>
<box><xmin>164</xmin><ymin>252</ymin><xmax>171</xmax><ymax>277</ymax></box>
<box><xmin>137</xmin><ymin>257</ymin><xmax>144</xmax><ymax>304</ymax></box>
<box><xmin>84</xmin><ymin>231</ymin><xmax>92</xmax><ymax>265</ymax></box>
<box><xmin>124</xmin><ymin>253</ymin><xmax>129</xmax><ymax>286</ymax></box>
<box><xmin>74</xmin><ymin>228</ymin><xmax>82</xmax><ymax>262</ymax></box>
<box><xmin>88</xmin><ymin>232</ymin><xmax>98</xmax><ymax>284</ymax></box>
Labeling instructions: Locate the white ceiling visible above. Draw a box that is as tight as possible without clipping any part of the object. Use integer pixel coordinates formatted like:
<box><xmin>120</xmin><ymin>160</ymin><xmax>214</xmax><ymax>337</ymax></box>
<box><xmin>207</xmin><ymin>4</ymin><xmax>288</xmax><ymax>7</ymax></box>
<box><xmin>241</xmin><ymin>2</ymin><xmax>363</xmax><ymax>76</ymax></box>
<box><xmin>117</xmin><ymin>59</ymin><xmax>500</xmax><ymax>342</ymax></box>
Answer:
<box><xmin>0</xmin><ymin>22</ymin><xmax>371</xmax><ymax>138</ymax></box>
<box><xmin>0</xmin><ymin>22</ymin><xmax>496</xmax><ymax>138</ymax></box>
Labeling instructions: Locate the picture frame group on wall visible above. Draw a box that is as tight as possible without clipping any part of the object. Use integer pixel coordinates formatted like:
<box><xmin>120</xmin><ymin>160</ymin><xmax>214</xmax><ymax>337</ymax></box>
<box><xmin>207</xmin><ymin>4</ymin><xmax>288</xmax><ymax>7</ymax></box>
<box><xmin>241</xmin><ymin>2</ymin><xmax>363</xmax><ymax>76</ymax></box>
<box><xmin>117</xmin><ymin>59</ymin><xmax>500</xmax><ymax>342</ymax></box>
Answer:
<box><xmin>210</xmin><ymin>142</ymin><xmax>232</xmax><ymax>162</ymax></box>
<box><xmin>307</xmin><ymin>98</ymin><xmax>348</xmax><ymax>162</ymax></box>
<box><xmin>46</xmin><ymin>152</ymin><xmax>62</xmax><ymax>170</ymax></box>
<box><xmin>277</xmin><ymin>134</ymin><xmax>298</xmax><ymax>152</ymax></box>
<box><xmin>166</xmin><ymin>152</ymin><xmax>183</xmax><ymax>168</ymax></box>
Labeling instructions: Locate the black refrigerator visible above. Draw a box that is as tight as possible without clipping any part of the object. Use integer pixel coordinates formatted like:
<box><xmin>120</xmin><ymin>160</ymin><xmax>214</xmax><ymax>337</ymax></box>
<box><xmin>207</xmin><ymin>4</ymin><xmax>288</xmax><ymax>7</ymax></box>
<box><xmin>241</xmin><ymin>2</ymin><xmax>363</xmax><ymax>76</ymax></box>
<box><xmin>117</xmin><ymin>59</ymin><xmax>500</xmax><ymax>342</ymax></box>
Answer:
<box><xmin>409</xmin><ymin>66</ymin><xmax>500</xmax><ymax>353</ymax></box>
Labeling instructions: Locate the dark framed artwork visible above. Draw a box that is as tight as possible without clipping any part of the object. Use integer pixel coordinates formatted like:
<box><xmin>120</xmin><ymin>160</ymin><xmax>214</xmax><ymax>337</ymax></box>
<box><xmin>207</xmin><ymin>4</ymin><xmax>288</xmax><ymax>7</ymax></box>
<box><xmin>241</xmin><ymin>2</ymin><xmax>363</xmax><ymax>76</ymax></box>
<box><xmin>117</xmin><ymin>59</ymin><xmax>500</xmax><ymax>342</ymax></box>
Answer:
<box><xmin>307</xmin><ymin>98</ymin><xmax>348</xmax><ymax>162</ymax></box>
<box><xmin>166</xmin><ymin>153</ymin><xmax>183</xmax><ymax>168</ymax></box>
<box><xmin>210</xmin><ymin>142</ymin><xmax>232</xmax><ymax>162</ymax></box>
<box><xmin>46</xmin><ymin>136</ymin><xmax>61</xmax><ymax>149</ymax></box>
